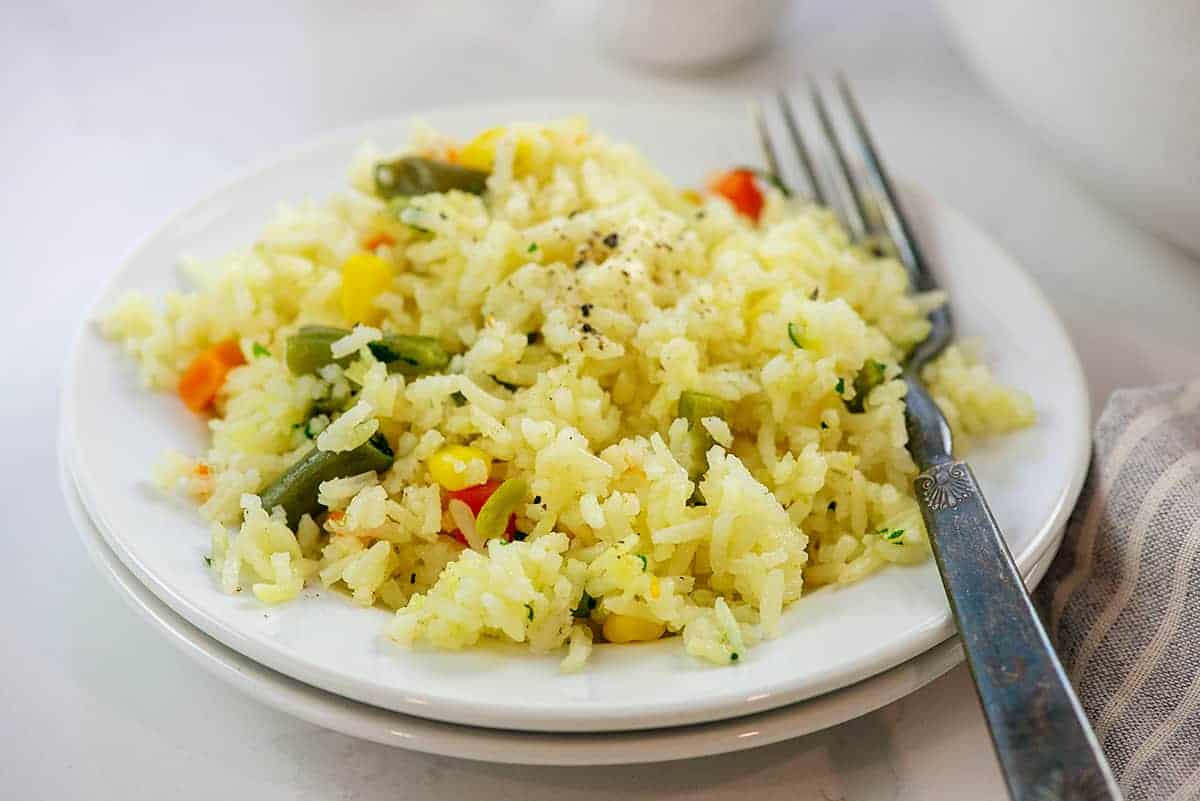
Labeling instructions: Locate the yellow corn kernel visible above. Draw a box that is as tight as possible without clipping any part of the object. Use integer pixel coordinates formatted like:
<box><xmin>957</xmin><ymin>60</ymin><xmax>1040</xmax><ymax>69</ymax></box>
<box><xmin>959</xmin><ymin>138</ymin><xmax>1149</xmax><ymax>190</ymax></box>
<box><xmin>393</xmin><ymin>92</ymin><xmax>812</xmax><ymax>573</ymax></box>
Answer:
<box><xmin>428</xmin><ymin>445</ymin><xmax>492</xmax><ymax>491</ymax></box>
<box><xmin>602</xmin><ymin>614</ymin><xmax>666</xmax><ymax>644</ymax></box>
<box><xmin>340</xmin><ymin>251</ymin><xmax>393</xmax><ymax>324</ymax></box>
<box><xmin>458</xmin><ymin>126</ymin><xmax>533</xmax><ymax>172</ymax></box>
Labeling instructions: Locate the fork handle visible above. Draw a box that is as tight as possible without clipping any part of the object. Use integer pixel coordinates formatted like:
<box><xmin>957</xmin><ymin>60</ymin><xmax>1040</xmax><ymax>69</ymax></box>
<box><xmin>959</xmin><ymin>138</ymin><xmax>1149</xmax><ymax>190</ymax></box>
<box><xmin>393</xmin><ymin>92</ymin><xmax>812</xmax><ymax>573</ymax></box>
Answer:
<box><xmin>915</xmin><ymin>460</ymin><xmax>1122</xmax><ymax>801</ymax></box>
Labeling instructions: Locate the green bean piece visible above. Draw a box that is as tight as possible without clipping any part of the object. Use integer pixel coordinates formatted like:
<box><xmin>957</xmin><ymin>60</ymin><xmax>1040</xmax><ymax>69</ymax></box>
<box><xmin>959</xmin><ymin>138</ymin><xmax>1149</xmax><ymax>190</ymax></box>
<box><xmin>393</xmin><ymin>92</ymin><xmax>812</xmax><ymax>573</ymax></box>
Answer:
<box><xmin>285</xmin><ymin>326</ymin><xmax>348</xmax><ymax>375</ymax></box>
<box><xmin>475</xmin><ymin>478</ymin><xmax>527</xmax><ymax>542</ymax></box>
<box><xmin>260</xmin><ymin>433</ymin><xmax>395</xmax><ymax>528</ymax></box>
<box><xmin>677</xmin><ymin>391</ymin><xmax>728</xmax><ymax>424</ymax></box>
<box><xmin>677</xmin><ymin>391</ymin><xmax>729</xmax><ymax>481</ymax></box>
<box><xmin>366</xmin><ymin>335</ymin><xmax>449</xmax><ymax>377</ymax></box>
<box><xmin>847</xmin><ymin>359</ymin><xmax>888</xmax><ymax>414</ymax></box>
<box><xmin>285</xmin><ymin>326</ymin><xmax>449</xmax><ymax>377</ymax></box>
<box><xmin>373</xmin><ymin>156</ymin><xmax>489</xmax><ymax>199</ymax></box>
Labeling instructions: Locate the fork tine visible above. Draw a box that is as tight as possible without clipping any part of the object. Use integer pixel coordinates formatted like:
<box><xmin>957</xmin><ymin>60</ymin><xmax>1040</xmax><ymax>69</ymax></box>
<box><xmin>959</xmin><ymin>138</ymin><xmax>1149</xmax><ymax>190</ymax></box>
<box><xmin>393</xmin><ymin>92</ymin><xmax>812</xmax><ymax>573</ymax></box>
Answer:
<box><xmin>833</xmin><ymin>74</ymin><xmax>929</xmax><ymax>289</ymax></box>
<box><xmin>750</xmin><ymin>100</ymin><xmax>789</xmax><ymax>196</ymax></box>
<box><xmin>776</xmin><ymin>91</ymin><xmax>824</xmax><ymax>205</ymax></box>
<box><xmin>808</xmin><ymin>80</ymin><xmax>870</xmax><ymax>242</ymax></box>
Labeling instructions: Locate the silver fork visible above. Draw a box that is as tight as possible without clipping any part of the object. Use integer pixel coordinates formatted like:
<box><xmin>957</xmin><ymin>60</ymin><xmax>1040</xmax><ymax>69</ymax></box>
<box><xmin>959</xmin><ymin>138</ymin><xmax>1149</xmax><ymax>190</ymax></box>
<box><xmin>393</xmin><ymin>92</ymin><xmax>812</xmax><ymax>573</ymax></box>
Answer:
<box><xmin>756</xmin><ymin>79</ymin><xmax>1122</xmax><ymax>801</ymax></box>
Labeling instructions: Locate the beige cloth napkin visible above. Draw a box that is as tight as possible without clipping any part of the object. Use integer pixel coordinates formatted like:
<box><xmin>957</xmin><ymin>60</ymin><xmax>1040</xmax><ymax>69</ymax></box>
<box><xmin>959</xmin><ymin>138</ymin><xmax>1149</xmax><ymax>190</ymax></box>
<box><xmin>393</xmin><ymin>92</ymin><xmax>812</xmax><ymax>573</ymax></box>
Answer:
<box><xmin>1035</xmin><ymin>380</ymin><xmax>1200</xmax><ymax>801</ymax></box>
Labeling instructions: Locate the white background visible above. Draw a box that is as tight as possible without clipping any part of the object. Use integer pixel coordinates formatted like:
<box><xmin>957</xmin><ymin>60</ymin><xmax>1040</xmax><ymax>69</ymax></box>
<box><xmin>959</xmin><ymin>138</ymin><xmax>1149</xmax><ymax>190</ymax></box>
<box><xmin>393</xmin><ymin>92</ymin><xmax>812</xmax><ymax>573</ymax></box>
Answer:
<box><xmin>4</xmin><ymin>1</ymin><xmax>1200</xmax><ymax>798</ymax></box>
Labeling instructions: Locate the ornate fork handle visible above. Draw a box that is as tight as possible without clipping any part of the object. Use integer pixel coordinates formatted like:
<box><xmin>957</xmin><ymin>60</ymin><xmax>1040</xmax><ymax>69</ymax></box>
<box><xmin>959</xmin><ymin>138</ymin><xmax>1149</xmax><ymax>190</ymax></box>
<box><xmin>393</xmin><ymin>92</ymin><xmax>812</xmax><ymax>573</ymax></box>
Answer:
<box><xmin>912</xmin><ymin>391</ymin><xmax>1120</xmax><ymax>799</ymax></box>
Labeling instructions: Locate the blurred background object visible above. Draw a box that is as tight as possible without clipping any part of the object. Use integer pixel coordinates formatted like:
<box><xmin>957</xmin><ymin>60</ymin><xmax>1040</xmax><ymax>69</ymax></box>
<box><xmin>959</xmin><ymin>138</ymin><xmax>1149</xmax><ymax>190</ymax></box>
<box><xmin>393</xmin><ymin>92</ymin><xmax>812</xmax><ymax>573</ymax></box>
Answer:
<box><xmin>599</xmin><ymin>0</ymin><xmax>787</xmax><ymax>69</ymax></box>
<box><xmin>938</xmin><ymin>0</ymin><xmax>1200</xmax><ymax>257</ymax></box>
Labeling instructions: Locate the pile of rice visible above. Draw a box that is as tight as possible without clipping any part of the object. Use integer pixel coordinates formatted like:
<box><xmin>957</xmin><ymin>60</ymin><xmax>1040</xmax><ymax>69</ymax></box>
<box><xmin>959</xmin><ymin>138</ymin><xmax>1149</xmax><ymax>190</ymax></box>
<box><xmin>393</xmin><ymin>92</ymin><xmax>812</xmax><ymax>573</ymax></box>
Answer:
<box><xmin>102</xmin><ymin>118</ymin><xmax>1034</xmax><ymax>670</ymax></box>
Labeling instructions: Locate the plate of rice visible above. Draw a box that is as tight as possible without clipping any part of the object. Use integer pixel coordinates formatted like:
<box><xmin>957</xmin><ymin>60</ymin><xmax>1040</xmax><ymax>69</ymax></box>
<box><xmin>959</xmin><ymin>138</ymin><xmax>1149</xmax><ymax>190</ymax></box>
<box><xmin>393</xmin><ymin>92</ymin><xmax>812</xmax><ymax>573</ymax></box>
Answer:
<box><xmin>63</xmin><ymin>99</ymin><xmax>1089</xmax><ymax>732</ymax></box>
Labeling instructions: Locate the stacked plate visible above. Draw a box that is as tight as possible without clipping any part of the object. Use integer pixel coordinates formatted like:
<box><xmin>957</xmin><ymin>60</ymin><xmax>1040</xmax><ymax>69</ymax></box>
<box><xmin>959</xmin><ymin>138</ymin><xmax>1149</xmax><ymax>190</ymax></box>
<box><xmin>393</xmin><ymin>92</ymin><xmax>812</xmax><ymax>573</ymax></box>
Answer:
<box><xmin>59</xmin><ymin>100</ymin><xmax>1090</xmax><ymax>765</ymax></box>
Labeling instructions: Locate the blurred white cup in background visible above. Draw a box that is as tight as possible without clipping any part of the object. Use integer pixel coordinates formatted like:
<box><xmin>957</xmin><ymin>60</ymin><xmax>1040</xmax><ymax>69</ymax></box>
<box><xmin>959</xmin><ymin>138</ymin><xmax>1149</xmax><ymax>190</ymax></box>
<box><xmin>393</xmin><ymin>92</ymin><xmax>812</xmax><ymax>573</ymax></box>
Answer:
<box><xmin>598</xmin><ymin>0</ymin><xmax>787</xmax><ymax>70</ymax></box>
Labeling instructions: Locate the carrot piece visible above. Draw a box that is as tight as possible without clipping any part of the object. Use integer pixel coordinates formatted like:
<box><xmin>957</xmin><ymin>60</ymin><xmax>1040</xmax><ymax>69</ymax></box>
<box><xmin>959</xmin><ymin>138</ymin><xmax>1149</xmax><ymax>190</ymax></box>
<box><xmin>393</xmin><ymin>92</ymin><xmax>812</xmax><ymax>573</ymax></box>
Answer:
<box><xmin>212</xmin><ymin>339</ymin><xmax>247</xmax><ymax>368</ymax></box>
<box><xmin>708</xmin><ymin>169</ymin><xmax>764</xmax><ymax>222</ymax></box>
<box><xmin>177</xmin><ymin>339</ymin><xmax>245</xmax><ymax>413</ymax></box>
<box><xmin>362</xmin><ymin>231</ymin><xmax>396</xmax><ymax>250</ymax></box>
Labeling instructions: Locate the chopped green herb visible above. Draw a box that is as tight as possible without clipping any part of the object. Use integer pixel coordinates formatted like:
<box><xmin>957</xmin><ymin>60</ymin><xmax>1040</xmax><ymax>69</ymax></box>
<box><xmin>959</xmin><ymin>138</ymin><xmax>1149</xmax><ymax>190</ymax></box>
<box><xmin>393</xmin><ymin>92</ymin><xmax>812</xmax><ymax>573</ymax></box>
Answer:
<box><xmin>885</xmin><ymin>528</ymin><xmax>906</xmax><ymax>543</ymax></box>
<box><xmin>525</xmin><ymin>603</ymin><xmax>535</xmax><ymax>622</ymax></box>
<box><xmin>203</xmin><ymin>556</ymin><xmax>212</xmax><ymax>567</ymax></box>
<box><xmin>635</xmin><ymin>554</ymin><xmax>648</xmax><ymax>571</ymax></box>
<box><xmin>787</xmin><ymin>321</ymin><xmax>804</xmax><ymax>348</ymax></box>
<box><xmin>730</xmin><ymin>652</ymin><xmax>740</xmax><ymax>662</ymax></box>
<box><xmin>449</xmin><ymin>391</ymin><xmax>468</xmax><ymax>407</ymax></box>
<box><xmin>572</xmin><ymin>592</ymin><xmax>598</xmax><ymax>618</ymax></box>
<box><xmin>835</xmin><ymin>377</ymin><xmax>845</xmax><ymax>395</ymax></box>
<box><xmin>809</xmin><ymin>287</ymin><xmax>820</xmax><ymax>300</ymax></box>
<box><xmin>252</xmin><ymin>342</ymin><xmax>271</xmax><ymax>358</ymax></box>
<box><xmin>527</xmin><ymin>242</ymin><xmax>538</xmax><ymax>253</ymax></box>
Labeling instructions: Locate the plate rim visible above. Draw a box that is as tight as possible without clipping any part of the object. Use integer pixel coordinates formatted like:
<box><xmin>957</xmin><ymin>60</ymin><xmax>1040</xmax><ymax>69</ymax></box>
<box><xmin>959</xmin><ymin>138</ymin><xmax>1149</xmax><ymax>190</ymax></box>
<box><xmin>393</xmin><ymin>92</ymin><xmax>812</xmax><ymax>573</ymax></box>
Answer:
<box><xmin>60</xmin><ymin>98</ymin><xmax>1092</xmax><ymax>733</ymax></box>
<box><xmin>60</xmin><ymin>430</ymin><xmax>1072</xmax><ymax>765</ymax></box>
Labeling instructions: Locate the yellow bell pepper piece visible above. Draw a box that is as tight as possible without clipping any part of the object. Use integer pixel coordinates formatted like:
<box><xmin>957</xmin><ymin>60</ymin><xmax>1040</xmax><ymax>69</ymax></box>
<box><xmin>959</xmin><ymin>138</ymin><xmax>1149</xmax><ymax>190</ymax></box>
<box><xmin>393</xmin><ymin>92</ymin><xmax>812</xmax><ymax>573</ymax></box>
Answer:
<box><xmin>458</xmin><ymin>128</ymin><xmax>503</xmax><ymax>171</ymax></box>
<box><xmin>340</xmin><ymin>251</ymin><xmax>393</xmax><ymax>324</ymax></box>
<box><xmin>602</xmin><ymin>614</ymin><xmax>666</xmax><ymax>643</ymax></box>
<box><xmin>428</xmin><ymin>444</ymin><xmax>492</xmax><ymax>491</ymax></box>
<box><xmin>458</xmin><ymin>126</ymin><xmax>534</xmax><ymax>173</ymax></box>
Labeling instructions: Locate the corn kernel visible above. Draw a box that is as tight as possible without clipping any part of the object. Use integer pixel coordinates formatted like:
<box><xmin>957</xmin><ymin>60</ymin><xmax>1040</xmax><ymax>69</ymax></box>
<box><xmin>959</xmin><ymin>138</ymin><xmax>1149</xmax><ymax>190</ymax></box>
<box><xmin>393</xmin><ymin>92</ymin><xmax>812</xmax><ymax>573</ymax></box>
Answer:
<box><xmin>428</xmin><ymin>445</ymin><xmax>492</xmax><ymax>491</ymax></box>
<box><xmin>602</xmin><ymin>614</ymin><xmax>666</xmax><ymax>644</ymax></box>
<box><xmin>340</xmin><ymin>251</ymin><xmax>393</xmax><ymax>324</ymax></box>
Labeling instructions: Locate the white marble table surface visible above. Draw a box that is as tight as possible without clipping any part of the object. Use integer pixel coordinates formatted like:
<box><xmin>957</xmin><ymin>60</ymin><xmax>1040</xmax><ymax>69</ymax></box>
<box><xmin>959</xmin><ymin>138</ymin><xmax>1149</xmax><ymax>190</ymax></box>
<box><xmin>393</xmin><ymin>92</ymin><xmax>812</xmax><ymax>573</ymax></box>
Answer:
<box><xmin>4</xmin><ymin>1</ymin><xmax>1199</xmax><ymax>798</ymax></box>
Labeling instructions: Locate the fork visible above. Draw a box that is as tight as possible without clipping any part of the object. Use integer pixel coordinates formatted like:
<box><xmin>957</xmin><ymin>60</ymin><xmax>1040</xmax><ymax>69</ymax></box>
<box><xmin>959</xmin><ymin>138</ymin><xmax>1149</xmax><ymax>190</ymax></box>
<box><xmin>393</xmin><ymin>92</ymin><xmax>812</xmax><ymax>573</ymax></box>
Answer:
<box><xmin>756</xmin><ymin>79</ymin><xmax>1122</xmax><ymax>801</ymax></box>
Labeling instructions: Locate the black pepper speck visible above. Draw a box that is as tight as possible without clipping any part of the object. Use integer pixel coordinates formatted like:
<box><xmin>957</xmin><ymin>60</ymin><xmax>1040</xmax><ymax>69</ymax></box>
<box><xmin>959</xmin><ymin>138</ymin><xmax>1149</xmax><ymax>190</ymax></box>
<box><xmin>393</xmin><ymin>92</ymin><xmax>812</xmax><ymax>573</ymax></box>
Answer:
<box><xmin>581</xmin><ymin>323</ymin><xmax>595</xmax><ymax>334</ymax></box>
<box><xmin>580</xmin><ymin>303</ymin><xmax>592</xmax><ymax>317</ymax></box>
<box><xmin>603</xmin><ymin>232</ymin><xmax>619</xmax><ymax>248</ymax></box>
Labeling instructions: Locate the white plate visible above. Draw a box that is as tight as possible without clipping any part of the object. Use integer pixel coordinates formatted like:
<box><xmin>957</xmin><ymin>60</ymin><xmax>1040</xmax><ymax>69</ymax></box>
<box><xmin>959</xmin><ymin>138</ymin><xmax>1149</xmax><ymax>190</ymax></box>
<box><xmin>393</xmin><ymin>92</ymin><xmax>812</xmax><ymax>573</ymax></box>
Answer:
<box><xmin>62</xmin><ymin>99</ymin><xmax>1090</xmax><ymax>733</ymax></box>
<box><xmin>61</xmin><ymin>440</ymin><xmax>1068</xmax><ymax>765</ymax></box>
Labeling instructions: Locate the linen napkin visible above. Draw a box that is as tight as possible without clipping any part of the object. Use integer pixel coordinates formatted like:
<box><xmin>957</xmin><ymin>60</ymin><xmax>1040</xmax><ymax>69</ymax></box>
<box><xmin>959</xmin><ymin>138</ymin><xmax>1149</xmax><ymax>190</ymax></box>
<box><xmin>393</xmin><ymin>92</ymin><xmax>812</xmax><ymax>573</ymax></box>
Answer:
<box><xmin>1035</xmin><ymin>379</ymin><xmax>1200</xmax><ymax>801</ymax></box>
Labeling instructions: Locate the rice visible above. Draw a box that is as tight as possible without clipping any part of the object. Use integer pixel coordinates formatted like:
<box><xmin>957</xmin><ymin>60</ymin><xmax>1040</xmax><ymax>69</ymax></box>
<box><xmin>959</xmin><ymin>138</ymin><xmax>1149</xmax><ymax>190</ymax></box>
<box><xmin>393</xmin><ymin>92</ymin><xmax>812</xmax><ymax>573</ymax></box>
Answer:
<box><xmin>101</xmin><ymin>118</ymin><xmax>1034</xmax><ymax>668</ymax></box>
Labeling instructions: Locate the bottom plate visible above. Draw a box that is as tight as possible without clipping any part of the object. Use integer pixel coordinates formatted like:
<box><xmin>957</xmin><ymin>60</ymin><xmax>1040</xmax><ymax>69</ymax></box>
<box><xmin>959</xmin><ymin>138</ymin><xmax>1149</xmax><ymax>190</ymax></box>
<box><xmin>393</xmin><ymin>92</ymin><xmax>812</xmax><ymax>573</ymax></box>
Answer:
<box><xmin>60</xmin><ymin>444</ymin><xmax>1067</xmax><ymax>766</ymax></box>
